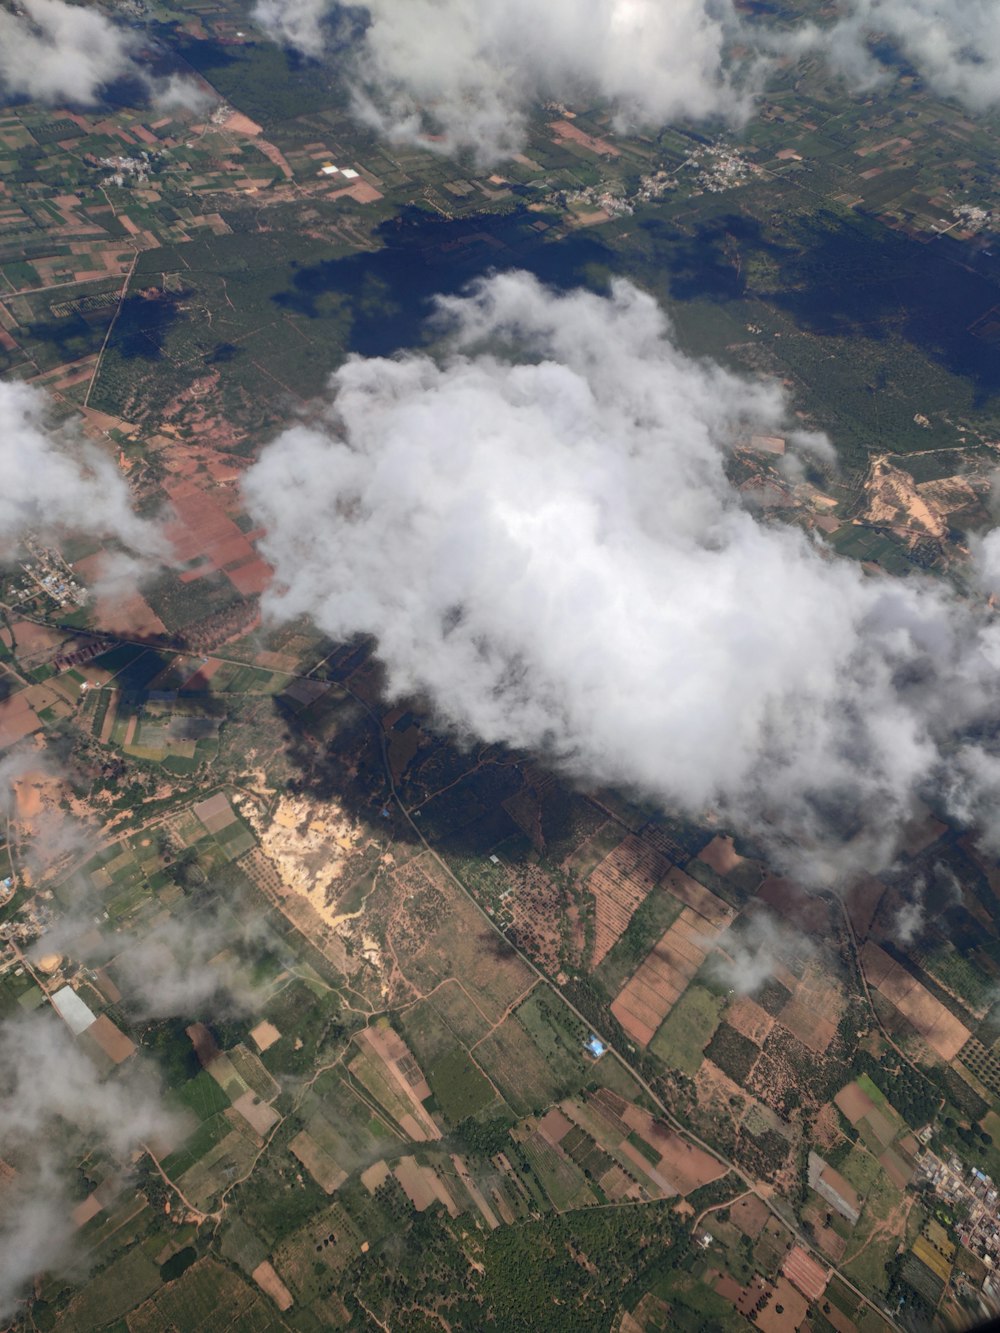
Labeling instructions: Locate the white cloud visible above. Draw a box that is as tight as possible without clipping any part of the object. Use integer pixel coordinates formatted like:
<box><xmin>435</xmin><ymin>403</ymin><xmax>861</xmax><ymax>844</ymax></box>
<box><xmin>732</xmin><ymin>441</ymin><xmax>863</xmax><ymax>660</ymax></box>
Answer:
<box><xmin>243</xmin><ymin>271</ymin><xmax>1000</xmax><ymax>883</ymax></box>
<box><xmin>811</xmin><ymin>0</ymin><xmax>1000</xmax><ymax>112</ymax></box>
<box><xmin>0</xmin><ymin>1010</ymin><xmax>184</xmax><ymax>1318</ymax></box>
<box><xmin>708</xmin><ymin>909</ymin><xmax>811</xmax><ymax>995</ymax></box>
<box><xmin>890</xmin><ymin>860</ymin><xmax>961</xmax><ymax>945</ymax></box>
<box><xmin>0</xmin><ymin>0</ymin><xmax>211</xmax><ymax>109</ymax></box>
<box><xmin>0</xmin><ymin>380</ymin><xmax>164</xmax><ymax>558</ymax></box>
<box><xmin>254</xmin><ymin>0</ymin><xmax>335</xmax><ymax>60</ymax></box>
<box><xmin>29</xmin><ymin>869</ymin><xmax>274</xmax><ymax>1020</ymax></box>
<box><xmin>892</xmin><ymin>894</ymin><xmax>925</xmax><ymax>946</ymax></box>
<box><xmin>256</xmin><ymin>0</ymin><xmax>755</xmax><ymax>162</ymax></box>
<box><xmin>0</xmin><ymin>0</ymin><xmax>141</xmax><ymax>105</ymax></box>
<box><xmin>91</xmin><ymin>910</ymin><xmax>270</xmax><ymax>1019</ymax></box>
<box><xmin>254</xmin><ymin>0</ymin><xmax>1000</xmax><ymax>164</ymax></box>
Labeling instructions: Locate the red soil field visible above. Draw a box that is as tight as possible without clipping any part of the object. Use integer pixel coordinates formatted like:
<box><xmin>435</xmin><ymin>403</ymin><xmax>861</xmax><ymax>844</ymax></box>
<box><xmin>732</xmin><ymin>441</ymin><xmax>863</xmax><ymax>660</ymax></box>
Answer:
<box><xmin>620</xmin><ymin>1103</ymin><xmax>725</xmax><ymax>1194</ymax></box>
<box><xmin>164</xmin><ymin>478</ymin><xmax>271</xmax><ymax>595</ymax></box>
<box><xmin>834</xmin><ymin>1081</ymin><xmax>877</xmax><ymax>1125</ymax></box>
<box><xmin>225</xmin><ymin>556</ymin><xmax>273</xmax><ymax>597</ymax></box>
<box><xmin>0</xmin><ymin>693</ymin><xmax>40</xmax><ymax>748</ymax></box>
<box><xmin>537</xmin><ymin>1107</ymin><xmax>574</xmax><ymax>1146</ymax></box>
<box><xmin>588</xmin><ymin>834</ymin><xmax>671</xmax><ymax>967</ymax></box>
<box><xmin>611</xmin><ymin>877</ymin><xmax>733</xmax><ymax>1046</ymax></box>
<box><xmin>548</xmin><ymin>119</ymin><xmax>620</xmax><ymax>156</ymax></box>
<box><xmin>862</xmin><ymin>941</ymin><xmax>971</xmax><ymax>1060</ymax></box>
<box><xmin>781</xmin><ymin>1245</ymin><xmax>829</xmax><ymax>1302</ymax></box>
<box><xmin>698</xmin><ymin>834</ymin><xmax>743</xmax><ymax>875</ymax></box>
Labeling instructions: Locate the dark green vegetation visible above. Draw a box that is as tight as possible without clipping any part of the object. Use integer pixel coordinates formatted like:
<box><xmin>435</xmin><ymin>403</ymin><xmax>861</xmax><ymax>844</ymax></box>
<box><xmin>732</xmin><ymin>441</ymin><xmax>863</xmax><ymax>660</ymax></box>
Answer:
<box><xmin>90</xmin><ymin>210</ymin><xmax>615</xmax><ymax>439</ymax></box>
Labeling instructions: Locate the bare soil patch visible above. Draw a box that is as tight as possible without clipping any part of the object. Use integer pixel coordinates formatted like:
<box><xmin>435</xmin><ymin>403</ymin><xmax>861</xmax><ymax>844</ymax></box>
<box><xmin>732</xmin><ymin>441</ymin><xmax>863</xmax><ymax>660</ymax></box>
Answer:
<box><xmin>698</xmin><ymin>835</ymin><xmax>744</xmax><ymax>875</ymax></box>
<box><xmin>835</xmin><ymin>1082</ymin><xmax>877</xmax><ymax>1125</ymax></box>
<box><xmin>252</xmin><ymin>1260</ymin><xmax>293</xmax><ymax>1311</ymax></box>
<box><xmin>538</xmin><ymin>1107</ymin><xmax>574</xmax><ymax>1146</ymax></box>
<box><xmin>394</xmin><ymin>1157</ymin><xmax>458</xmax><ymax>1215</ymax></box>
<box><xmin>756</xmin><ymin>1276</ymin><xmax>807</xmax><ymax>1333</ymax></box>
<box><xmin>588</xmin><ymin>834</ymin><xmax>670</xmax><ymax>967</ymax></box>
<box><xmin>84</xmin><ymin>1014</ymin><xmax>136</xmax><ymax>1064</ymax></box>
<box><xmin>611</xmin><ymin>886</ymin><xmax>732</xmax><ymax>1046</ymax></box>
<box><xmin>779</xmin><ymin>998</ymin><xmax>837</xmax><ymax>1054</ymax></box>
<box><xmin>620</xmin><ymin>1103</ymin><xmax>725</xmax><ymax>1194</ymax></box>
<box><xmin>549</xmin><ymin>119</ymin><xmax>620</xmax><ymax>156</ymax></box>
<box><xmin>250</xmin><ymin>1020</ymin><xmax>281</xmax><ymax>1052</ymax></box>
<box><xmin>193</xmin><ymin>791</ymin><xmax>238</xmax><ymax>833</ymax></box>
<box><xmin>862</xmin><ymin>941</ymin><xmax>970</xmax><ymax>1060</ymax></box>
<box><xmin>231</xmin><ymin>1091</ymin><xmax>280</xmax><ymax>1138</ymax></box>
<box><xmin>0</xmin><ymin>694</ymin><xmax>40</xmax><ymax>748</ymax></box>
<box><xmin>727</xmin><ymin>997</ymin><xmax>775</xmax><ymax>1045</ymax></box>
<box><xmin>731</xmin><ymin>1193</ymin><xmax>769</xmax><ymax>1239</ymax></box>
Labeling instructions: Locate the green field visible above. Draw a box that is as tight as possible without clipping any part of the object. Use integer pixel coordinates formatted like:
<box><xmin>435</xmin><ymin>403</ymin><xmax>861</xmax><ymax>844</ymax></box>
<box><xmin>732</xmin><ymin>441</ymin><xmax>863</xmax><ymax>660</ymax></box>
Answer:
<box><xmin>856</xmin><ymin>1072</ymin><xmax>887</xmax><ymax>1108</ymax></box>
<box><xmin>593</xmin><ymin>886</ymin><xmax>683</xmax><ymax>999</ymax></box>
<box><xmin>650</xmin><ymin>985</ymin><xmax>725</xmax><ymax>1075</ymax></box>
<box><xmin>59</xmin><ymin>1246</ymin><xmax>161</xmax><ymax>1331</ymax></box>
<box><xmin>160</xmin><ymin>1112</ymin><xmax>232</xmax><ymax>1178</ymax></box>
<box><xmin>425</xmin><ymin>1047</ymin><xmax>496</xmax><ymax>1123</ymax></box>
<box><xmin>476</xmin><ymin>1014</ymin><xmax>570</xmax><ymax>1117</ymax></box>
<box><xmin>837</xmin><ymin>1144</ymin><xmax>886</xmax><ymax>1197</ymax></box>
<box><xmin>173</xmin><ymin>1070</ymin><xmax>231</xmax><ymax>1121</ymax></box>
<box><xmin>518</xmin><ymin>1131</ymin><xmax>594</xmax><ymax>1210</ymax></box>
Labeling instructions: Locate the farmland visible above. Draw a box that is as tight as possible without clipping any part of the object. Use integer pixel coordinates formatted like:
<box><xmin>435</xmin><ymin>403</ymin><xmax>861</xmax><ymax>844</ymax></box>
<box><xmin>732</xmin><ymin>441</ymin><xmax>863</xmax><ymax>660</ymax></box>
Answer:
<box><xmin>7</xmin><ymin>0</ymin><xmax>1000</xmax><ymax>1327</ymax></box>
<box><xmin>1</xmin><ymin>587</ymin><xmax>990</xmax><ymax>1329</ymax></box>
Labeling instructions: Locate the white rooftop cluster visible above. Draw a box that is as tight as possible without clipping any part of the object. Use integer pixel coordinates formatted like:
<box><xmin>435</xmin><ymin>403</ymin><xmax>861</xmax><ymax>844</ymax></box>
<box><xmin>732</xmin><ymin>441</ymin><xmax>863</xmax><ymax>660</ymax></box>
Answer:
<box><xmin>318</xmin><ymin>163</ymin><xmax>360</xmax><ymax>178</ymax></box>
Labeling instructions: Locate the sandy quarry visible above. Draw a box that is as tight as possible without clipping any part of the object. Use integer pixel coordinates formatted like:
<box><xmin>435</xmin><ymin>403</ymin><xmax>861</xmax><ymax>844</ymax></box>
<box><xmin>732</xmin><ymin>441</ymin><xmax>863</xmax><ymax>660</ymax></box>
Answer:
<box><xmin>860</xmin><ymin>457</ymin><xmax>947</xmax><ymax>541</ymax></box>
<box><xmin>242</xmin><ymin>793</ymin><xmax>365</xmax><ymax>930</ymax></box>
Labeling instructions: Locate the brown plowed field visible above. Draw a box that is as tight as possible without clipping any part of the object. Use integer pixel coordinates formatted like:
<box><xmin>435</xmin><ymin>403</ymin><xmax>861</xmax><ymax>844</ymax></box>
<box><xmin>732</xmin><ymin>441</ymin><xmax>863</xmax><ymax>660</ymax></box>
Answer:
<box><xmin>0</xmin><ymin>692</ymin><xmax>39</xmax><ymax>747</ymax></box>
<box><xmin>549</xmin><ymin>119</ymin><xmax>621</xmax><ymax>156</ymax></box>
<box><xmin>620</xmin><ymin>1103</ymin><xmax>726</xmax><ymax>1194</ymax></box>
<box><xmin>164</xmin><ymin>478</ymin><xmax>271</xmax><ymax>595</ymax></box>
<box><xmin>588</xmin><ymin>834</ymin><xmax>670</xmax><ymax>967</ymax></box>
<box><xmin>778</xmin><ymin>997</ymin><xmax>837</xmax><ymax>1054</ymax></box>
<box><xmin>663</xmin><ymin>867</ymin><xmax>732</xmax><ymax>925</ymax></box>
<box><xmin>727</xmin><ymin>997</ymin><xmax>775</xmax><ymax>1045</ymax></box>
<box><xmin>834</xmin><ymin>1081</ymin><xmax>877</xmax><ymax>1125</ymax></box>
<box><xmin>862</xmin><ymin>942</ymin><xmax>971</xmax><ymax>1060</ymax></box>
<box><xmin>782</xmin><ymin>1245</ymin><xmax>829</xmax><ymax>1302</ymax></box>
<box><xmin>611</xmin><ymin>879</ymin><xmax>732</xmax><ymax>1046</ymax></box>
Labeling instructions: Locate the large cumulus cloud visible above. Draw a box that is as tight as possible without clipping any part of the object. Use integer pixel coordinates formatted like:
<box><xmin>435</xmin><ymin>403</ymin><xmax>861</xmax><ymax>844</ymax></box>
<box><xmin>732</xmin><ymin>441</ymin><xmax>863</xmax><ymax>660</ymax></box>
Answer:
<box><xmin>254</xmin><ymin>0</ymin><xmax>1000</xmax><ymax>163</ymax></box>
<box><xmin>255</xmin><ymin>0</ymin><xmax>754</xmax><ymax>161</ymax></box>
<box><xmin>244</xmin><ymin>271</ymin><xmax>1000</xmax><ymax>884</ymax></box>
